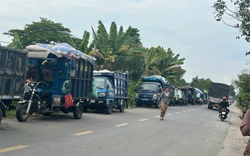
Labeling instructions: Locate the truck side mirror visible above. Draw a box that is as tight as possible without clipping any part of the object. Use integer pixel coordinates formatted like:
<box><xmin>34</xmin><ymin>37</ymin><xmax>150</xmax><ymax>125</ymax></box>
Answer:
<box><xmin>107</xmin><ymin>84</ymin><xmax>110</xmax><ymax>88</ymax></box>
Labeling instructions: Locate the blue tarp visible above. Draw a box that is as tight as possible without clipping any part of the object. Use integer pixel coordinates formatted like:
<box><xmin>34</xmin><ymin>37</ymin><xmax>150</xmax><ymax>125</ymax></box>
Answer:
<box><xmin>34</xmin><ymin>43</ymin><xmax>96</xmax><ymax>65</ymax></box>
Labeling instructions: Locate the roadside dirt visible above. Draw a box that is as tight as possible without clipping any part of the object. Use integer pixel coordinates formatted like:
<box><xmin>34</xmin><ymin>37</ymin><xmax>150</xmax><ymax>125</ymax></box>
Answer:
<box><xmin>217</xmin><ymin>104</ymin><xmax>248</xmax><ymax>156</ymax></box>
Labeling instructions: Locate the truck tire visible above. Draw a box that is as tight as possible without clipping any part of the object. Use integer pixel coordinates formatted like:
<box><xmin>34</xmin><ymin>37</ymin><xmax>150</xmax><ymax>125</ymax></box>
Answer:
<box><xmin>73</xmin><ymin>104</ymin><xmax>83</xmax><ymax>119</ymax></box>
<box><xmin>16</xmin><ymin>103</ymin><xmax>30</xmax><ymax>122</ymax></box>
<box><xmin>106</xmin><ymin>103</ymin><xmax>112</xmax><ymax>114</ymax></box>
<box><xmin>119</xmin><ymin>100</ymin><xmax>125</xmax><ymax>113</ymax></box>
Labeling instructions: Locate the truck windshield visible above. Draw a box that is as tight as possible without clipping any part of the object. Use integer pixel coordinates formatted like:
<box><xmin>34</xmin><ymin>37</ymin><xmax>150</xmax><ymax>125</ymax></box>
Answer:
<box><xmin>95</xmin><ymin>77</ymin><xmax>105</xmax><ymax>89</ymax></box>
<box><xmin>138</xmin><ymin>83</ymin><xmax>158</xmax><ymax>91</ymax></box>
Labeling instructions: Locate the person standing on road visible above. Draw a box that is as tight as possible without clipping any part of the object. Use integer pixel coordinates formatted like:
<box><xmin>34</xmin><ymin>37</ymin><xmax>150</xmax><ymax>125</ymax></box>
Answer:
<box><xmin>240</xmin><ymin>108</ymin><xmax>250</xmax><ymax>156</ymax></box>
<box><xmin>159</xmin><ymin>87</ymin><xmax>171</xmax><ymax>120</ymax></box>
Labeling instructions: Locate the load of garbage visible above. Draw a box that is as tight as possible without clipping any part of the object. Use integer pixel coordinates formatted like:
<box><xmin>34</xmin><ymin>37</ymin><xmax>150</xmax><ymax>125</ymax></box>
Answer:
<box><xmin>25</xmin><ymin>43</ymin><xmax>95</xmax><ymax>64</ymax></box>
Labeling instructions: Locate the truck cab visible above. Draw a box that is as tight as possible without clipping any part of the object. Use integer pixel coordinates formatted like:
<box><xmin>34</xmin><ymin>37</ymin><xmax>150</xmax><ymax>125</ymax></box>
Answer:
<box><xmin>84</xmin><ymin>70</ymin><xmax>129</xmax><ymax>114</ymax></box>
<box><xmin>135</xmin><ymin>75</ymin><xmax>167</xmax><ymax>108</ymax></box>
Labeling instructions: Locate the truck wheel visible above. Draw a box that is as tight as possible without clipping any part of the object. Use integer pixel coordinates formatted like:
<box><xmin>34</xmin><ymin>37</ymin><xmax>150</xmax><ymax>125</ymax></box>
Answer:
<box><xmin>16</xmin><ymin>103</ymin><xmax>30</xmax><ymax>122</ymax></box>
<box><xmin>0</xmin><ymin>109</ymin><xmax>2</xmax><ymax>125</ymax></box>
<box><xmin>119</xmin><ymin>101</ymin><xmax>125</xmax><ymax>113</ymax></box>
<box><xmin>73</xmin><ymin>104</ymin><xmax>83</xmax><ymax>119</ymax></box>
<box><xmin>106</xmin><ymin>103</ymin><xmax>112</xmax><ymax>114</ymax></box>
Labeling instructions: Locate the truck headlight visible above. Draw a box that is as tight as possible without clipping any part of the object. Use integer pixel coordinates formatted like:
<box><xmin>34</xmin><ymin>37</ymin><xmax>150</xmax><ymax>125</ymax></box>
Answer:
<box><xmin>98</xmin><ymin>92</ymin><xmax>106</xmax><ymax>97</ymax></box>
<box><xmin>153</xmin><ymin>94</ymin><xmax>158</xmax><ymax>99</ymax></box>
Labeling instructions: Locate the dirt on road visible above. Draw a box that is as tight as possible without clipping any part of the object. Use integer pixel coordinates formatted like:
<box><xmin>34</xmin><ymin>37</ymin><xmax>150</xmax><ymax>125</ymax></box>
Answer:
<box><xmin>217</xmin><ymin>104</ymin><xmax>248</xmax><ymax>156</ymax></box>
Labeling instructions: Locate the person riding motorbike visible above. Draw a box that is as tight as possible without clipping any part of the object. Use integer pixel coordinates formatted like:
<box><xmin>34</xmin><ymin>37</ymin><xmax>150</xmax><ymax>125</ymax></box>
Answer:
<box><xmin>219</xmin><ymin>96</ymin><xmax>230</xmax><ymax>118</ymax></box>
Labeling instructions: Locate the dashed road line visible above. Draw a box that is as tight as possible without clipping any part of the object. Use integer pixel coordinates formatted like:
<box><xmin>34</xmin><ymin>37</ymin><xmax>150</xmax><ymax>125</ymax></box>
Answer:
<box><xmin>176</xmin><ymin>112</ymin><xmax>180</xmax><ymax>114</ymax></box>
<box><xmin>167</xmin><ymin>114</ymin><xmax>172</xmax><ymax>116</ymax></box>
<box><xmin>0</xmin><ymin>145</ymin><xmax>29</xmax><ymax>153</ymax></box>
<box><xmin>116</xmin><ymin>123</ymin><xmax>128</xmax><ymax>127</ymax></box>
<box><xmin>139</xmin><ymin>119</ymin><xmax>148</xmax><ymax>122</ymax></box>
<box><xmin>73</xmin><ymin>131</ymin><xmax>93</xmax><ymax>136</ymax></box>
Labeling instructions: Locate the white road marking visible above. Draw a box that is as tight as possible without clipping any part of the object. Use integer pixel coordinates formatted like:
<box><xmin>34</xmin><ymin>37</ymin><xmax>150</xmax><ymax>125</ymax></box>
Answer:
<box><xmin>139</xmin><ymin>119</ymin><xmax>148</xmax><ymax>121</ymax></box>
<box><xmin>73</xmin><ymin>131</ymin><xmax>93</xmax><ymax>136</ymax></box>
<box><xmin>0</xmin><ymin>145</ymin><xmax>29</xmax><ymax>153</ymax></box>
<box><xmin>116</xmin><ymin>123</ymin><xmax>128</xmax><ymax>127</ymax></box>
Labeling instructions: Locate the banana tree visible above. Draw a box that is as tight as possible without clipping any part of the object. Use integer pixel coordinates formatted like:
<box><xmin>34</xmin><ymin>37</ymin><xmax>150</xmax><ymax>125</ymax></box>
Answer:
<box><xmin>88</xmin><ymin>20</ymin><xmax>132</xmax><ymax>69</ymax></box>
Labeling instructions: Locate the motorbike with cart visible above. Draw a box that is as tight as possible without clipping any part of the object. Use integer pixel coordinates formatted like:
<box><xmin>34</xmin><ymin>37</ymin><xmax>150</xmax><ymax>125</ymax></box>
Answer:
<box><xmin>16</xmin><ymin>43</ymin><xmax>95</xmax><ymax>122</ymax></box>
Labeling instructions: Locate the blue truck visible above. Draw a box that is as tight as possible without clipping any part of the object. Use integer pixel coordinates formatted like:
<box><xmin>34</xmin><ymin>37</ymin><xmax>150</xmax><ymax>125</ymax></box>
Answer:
<box><xmin>15</xmin><ymin>43</ymin><xmax>95</xmax><ymax>122</ymax></box>
<box><xmin>135</xmin><ymin>75</ymin><xmax>167</xmax><ymax>108</ymax></box>
<box><xmin>83</xmin><ymin>70</ymin><xmax>129</xmax><ymax>114</ymax></box>
<box><xmin>0</xmin><ymin>46</ymin><xmax>27</xmax><ymax>124</ymax></box>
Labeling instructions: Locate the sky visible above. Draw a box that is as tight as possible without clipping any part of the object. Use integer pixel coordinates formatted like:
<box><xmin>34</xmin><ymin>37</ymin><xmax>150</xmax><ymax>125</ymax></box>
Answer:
<box><xmin>0</xmin><ymin>0</ymin><xmax>249</xmax><ymax>85</ymax></box>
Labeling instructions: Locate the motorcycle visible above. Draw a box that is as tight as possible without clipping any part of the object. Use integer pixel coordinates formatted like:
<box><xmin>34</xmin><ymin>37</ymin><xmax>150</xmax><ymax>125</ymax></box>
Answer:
<box><xmin>16</xmin><ymin>81</ymin><xmax>50</xmax><ymax>122</ymax></box>
<box><xmin>219</xmin><ymin>108</ymin><xmax>228</xmax><ymax>121</ymax></box>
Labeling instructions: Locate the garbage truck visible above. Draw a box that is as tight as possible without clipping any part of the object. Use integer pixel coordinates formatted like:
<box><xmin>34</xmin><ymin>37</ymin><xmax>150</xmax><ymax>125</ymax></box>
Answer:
<box><xmin>83</xmin><ymin>70</ymin><xmax>129</xmax><ymax>114</ymax></box>
<box><xmin>15</xmin><ymin>43</ymin><xmax>95</xmax><ymax>122</ymax></box>
<box><xmin>0</xmin><ymin>46</ymin><xmax>27</xmax><ymax>124</ymax></box>
<box><xmin>135</xmin><ymin>75</ymin><xmax>167</xmax><ymax>108</ymax></box>
<box><xmin>208</xmin><ymin>82</ymin><xmax>230</xmax><ymax>109</ymax></box>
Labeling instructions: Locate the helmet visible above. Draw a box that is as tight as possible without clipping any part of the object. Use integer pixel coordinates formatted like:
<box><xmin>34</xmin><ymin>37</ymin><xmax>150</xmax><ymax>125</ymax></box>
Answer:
<box><xmin>222</xmin><ymin>96</ymin><xmax>227</xmax><ymax>100</ymax></box>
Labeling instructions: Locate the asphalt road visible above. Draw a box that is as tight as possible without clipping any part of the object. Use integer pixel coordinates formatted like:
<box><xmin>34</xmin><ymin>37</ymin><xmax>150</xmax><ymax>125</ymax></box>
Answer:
<box><xmin>0</xmin><ymin>104</ymin><xmax>229</xmax><ymax>156</ymax></box>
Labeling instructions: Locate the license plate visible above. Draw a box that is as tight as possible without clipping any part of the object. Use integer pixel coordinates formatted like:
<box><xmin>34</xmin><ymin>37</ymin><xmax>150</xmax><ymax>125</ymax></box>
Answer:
<box><xmin>142</xmin><ymin>99</ymin><xmax>148</xmax><ymax>101</ymax></box>
<box><xmin>91</xmin><ymin>100</ymin><xmax>95</xmax><ymax>103</ymax></box>
<box><xmin>222</xmin><ymin>112</ymin><xmax>226</xmax><ymax>114</ymax></box>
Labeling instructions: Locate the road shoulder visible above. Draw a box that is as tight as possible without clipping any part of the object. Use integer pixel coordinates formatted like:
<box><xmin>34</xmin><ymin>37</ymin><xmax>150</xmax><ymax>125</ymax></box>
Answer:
<box><xmin>217</xmin><ymin>104</ymin><xmax>248</xmax><ymax>156</ymax></box>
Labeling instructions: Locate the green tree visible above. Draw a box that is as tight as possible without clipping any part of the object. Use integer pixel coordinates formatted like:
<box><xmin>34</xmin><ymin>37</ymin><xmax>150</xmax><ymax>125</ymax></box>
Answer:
<box><xmin>4</xmin><ymin>17</ymin><xmax>74</xmax><ymax>47</ymax></box>
<box><xmin>213</xmin><ymin>0</ymin><xmax>250</xmax><ymax>53</ymax></box>
<box><xmin>190</xmin><ymin>76</ymin><xmax>212</xmax><ymax>91</ymax></box>
<box><xmin>229</xmin><ymin>85</ymin><xmax>236</xmax><ymax>98</ymax></box>
<box><xmin>147</xmin><ymin>47</ymin><xmax>186</xmax><ymax>86</ymax></box>
<box><xmin>7</xmin><ymin>32</ymin><xmax>23</xmax><ymax>50</ymax></box>
<box><xmin>88</xmin><ymin>20</ymin><xmax>132</xmax><ymax>69</ymax></box>
<box><xmin>234</xmin><ymin>70</ymin><xmax>250</xmax><ymax>108</ymax></box>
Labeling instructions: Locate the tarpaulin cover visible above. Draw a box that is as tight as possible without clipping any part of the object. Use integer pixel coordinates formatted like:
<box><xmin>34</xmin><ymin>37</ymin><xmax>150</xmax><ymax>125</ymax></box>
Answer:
<box><xmin>209</xmin><ymin>82</ymin><xmax>230</xmax><ymax>98</ymax></box>
<box><xmin>26</xmin><ymin>43</ymin><xmax>95</xmax><ymax>65</ymax></box>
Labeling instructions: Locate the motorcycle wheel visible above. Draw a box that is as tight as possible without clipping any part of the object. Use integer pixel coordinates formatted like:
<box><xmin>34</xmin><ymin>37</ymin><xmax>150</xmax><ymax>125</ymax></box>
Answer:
<box><xmin>16</xmin><ymin>103</ymin><xmax>30</xmax><ymax>122</ymax></box>
<box><xmin>73</xmin><ymin>104</ymin><xmax>83</xmax><ymax>119</ymax></box>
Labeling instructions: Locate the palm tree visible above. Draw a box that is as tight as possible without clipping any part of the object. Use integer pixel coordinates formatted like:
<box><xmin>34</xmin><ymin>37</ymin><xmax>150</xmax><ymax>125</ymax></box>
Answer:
<box><xmin>88</xmin><ymin>20</ymin><xmax>132</xmax><ymax>69</ymax></box>
<box><xmin>153</xmin><ymin>47</ymin><xmax>185</xmax><ymax>84</ymax></box>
